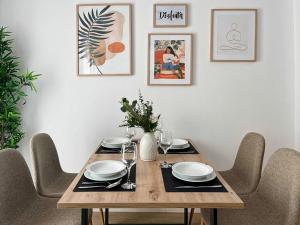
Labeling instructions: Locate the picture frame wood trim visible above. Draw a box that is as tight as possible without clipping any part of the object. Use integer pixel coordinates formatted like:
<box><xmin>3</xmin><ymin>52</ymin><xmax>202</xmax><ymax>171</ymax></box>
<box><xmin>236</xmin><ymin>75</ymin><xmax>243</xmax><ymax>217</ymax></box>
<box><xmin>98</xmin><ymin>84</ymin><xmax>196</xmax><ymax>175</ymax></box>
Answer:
<box><xmin>76</xmin><ymin>3</ymin><xmax>132</xmax><ymax>76</ymax></box>
<box><xmin>210</xmin><ymin>8</ymin><xmax>258</xmax><ymax>62</ymax></box>
<box><xmin>153</xmin><ymin>3</ymin><xmax>188</xmax><ymax>28</ymax></box>
<box><xmin>147</xmin><ymin>33</ymin><xmax>193</xmax><ymax>86</ymax></box>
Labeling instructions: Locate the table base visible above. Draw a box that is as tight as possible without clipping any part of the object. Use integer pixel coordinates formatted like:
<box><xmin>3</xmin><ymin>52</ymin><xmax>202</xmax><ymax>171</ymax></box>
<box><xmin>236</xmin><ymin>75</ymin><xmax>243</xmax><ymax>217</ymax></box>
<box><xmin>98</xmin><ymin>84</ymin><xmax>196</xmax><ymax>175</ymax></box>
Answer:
<box><xmin>104</xmin><ymin>208</ymin><xmax>188</xmax><ymax>225</ymax></box>
<box><xmin>81</xmin><ymin>208</ymin><xmax>217</xmax><ymax>225</ymax></box>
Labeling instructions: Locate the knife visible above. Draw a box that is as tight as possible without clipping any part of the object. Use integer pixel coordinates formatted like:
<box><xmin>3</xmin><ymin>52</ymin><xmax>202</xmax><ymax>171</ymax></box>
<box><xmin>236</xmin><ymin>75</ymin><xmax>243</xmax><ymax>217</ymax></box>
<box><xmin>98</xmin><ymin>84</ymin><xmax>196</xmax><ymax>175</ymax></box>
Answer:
<box><xmin>175</xmin><ymin>185</ymin><xmax>222</xmax><ymax>189</ymax></box>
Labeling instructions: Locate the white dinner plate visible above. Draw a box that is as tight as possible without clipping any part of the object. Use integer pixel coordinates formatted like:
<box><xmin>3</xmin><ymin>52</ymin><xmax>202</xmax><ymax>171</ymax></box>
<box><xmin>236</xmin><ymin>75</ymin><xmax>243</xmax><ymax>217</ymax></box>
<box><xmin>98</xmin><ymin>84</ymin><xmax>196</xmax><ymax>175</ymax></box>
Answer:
<box><xmin>101</xmin><ymin>142</ymin><xmax>122</xmax><ymax>149</ymax></box>
<box><xmin>172</xmin><ymin>162</ymin><xmax>214</xmax><ymax>180</ymax></box>
<box><xmin>170</xmin><ymin>143</ymin><xmax>190</xmax><ymax>150</ymax></box>
<box><xmin>172</xmin><ymin>170</ymin><xmax>217</xmax><ymax>183</ymax></box>
<box><xmin>84</xmin><ymin>169</ymin><xmax>127</xmax><ymax>181</ymax></box>
<box><xmin>102</xmin><ymin>137</ymin><xmax>129</xmax><ymax>147</ymax></box>
<box><xmin>172</xmin><ymin>139</ymin><xmax>189</xmax><ymax>147</ymax></box>
<box><xmin>86</xmin><ymin>160</ymin><xmax>126</xmax><ymax>177</ymax></box>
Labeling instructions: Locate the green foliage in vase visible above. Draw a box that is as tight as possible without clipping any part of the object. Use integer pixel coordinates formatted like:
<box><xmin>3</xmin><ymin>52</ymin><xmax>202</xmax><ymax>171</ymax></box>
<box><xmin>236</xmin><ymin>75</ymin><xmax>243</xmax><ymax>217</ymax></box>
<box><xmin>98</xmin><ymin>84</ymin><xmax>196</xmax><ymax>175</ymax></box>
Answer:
<box><xmin>120</xmin><ymin>92</ymin><xmax>160</xmax><ymax>133</ymax></box>
<box><xmin>0</xmin><ymin>27</ymin><xmax>40</xmax><ymax>150</ymax></box>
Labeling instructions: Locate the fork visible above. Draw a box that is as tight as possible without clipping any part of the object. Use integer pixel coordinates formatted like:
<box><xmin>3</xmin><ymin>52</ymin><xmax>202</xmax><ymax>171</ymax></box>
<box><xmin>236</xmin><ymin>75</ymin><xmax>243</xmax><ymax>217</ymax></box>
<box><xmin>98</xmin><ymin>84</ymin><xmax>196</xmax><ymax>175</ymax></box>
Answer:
<box><xmin>78</xmin><ymin>179</ymin><xmax>122</xmax><ymax>189</ymax></box>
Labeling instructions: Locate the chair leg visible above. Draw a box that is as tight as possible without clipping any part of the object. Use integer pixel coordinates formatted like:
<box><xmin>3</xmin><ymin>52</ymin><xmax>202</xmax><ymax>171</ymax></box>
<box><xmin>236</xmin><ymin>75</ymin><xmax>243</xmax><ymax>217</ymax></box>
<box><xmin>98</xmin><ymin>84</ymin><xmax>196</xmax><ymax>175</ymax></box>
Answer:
<box><xmin>99</xmin><ymin>208</ymin><xmax>105</xmax><ymax>225</ymax></box>
<box><xmin>88</xmin><ymin>209</ymin><xmax>93</xmax><ymax>225</ymax></box>
<box><xmin>200</xmin><ymin>215</ymin><xmax>206</xmax><ymax>225</ymax></box>
<box><xmin>189</xmin><ymin>208</ymin><xmax>195</xmax><ymax>225</ymax></box>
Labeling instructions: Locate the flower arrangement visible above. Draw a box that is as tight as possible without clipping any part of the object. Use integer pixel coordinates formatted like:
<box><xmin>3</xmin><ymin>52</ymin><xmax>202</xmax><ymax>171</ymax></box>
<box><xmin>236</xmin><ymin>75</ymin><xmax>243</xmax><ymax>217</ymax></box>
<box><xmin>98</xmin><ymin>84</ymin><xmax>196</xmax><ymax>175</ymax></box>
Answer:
<box><xmin>120</xmin><ymin>92</ymin><xmax>160</xmax><ymax>133</ymax></box>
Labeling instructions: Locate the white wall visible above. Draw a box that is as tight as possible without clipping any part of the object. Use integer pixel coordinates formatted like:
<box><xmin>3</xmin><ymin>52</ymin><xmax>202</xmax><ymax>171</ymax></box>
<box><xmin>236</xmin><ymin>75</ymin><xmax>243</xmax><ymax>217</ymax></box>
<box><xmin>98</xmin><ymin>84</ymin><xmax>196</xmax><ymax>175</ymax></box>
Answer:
<box><xmin>0</xmin><ymin>0</ymin><xmax>295</xmax><ymax>174</ymax></box>
<box><xmin>294</xmin><ymin>0</ymin><xmax>300</xmax><ymax>150</ymax></box>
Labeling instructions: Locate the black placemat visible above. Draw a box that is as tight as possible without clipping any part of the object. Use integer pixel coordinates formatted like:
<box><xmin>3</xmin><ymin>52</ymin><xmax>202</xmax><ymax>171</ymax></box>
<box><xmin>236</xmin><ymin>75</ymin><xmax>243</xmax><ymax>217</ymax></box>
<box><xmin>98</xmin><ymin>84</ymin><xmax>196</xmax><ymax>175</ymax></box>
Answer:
<box><xmin>95</xmin><ymin>145</ymin><xmax>121</xmax><ymax>154</ymax></box>
<box><xmin>158</xmin><ymin>142</ymin><xmax>199</xmax><ymax>154</ymax></box>
<box><xmin>161</xmin><ymin>167</ymin><xmax>227</xmax><ymax>192</ymax></box>
<box><xmin>73</xmin><ymin>165</ymin><xmax>136</xmax><ymax>192</ymax></box>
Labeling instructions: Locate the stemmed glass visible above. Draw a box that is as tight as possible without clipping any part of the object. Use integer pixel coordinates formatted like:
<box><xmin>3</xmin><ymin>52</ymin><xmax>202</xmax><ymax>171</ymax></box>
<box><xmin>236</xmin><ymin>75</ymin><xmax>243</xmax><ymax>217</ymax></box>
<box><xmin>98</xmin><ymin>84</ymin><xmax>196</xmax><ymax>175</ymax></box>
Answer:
<box><xmin>159</xmin><ymin>130</ymin><xmax>173</xmax><ymax>168</ymax></box>
<box><xmin>121</xmin><ymin>142</ymin><xmax>137</xmax><ymax>189</ymax></box>
<box><xmin>155</xmin><ymin>117</ymin><xmax>163</xmax><ymax>144</ymax></box>
<box><xmin>125</xmin><ymin>126</ymin><xmax>136</xmax><ymax>144</ymax></box>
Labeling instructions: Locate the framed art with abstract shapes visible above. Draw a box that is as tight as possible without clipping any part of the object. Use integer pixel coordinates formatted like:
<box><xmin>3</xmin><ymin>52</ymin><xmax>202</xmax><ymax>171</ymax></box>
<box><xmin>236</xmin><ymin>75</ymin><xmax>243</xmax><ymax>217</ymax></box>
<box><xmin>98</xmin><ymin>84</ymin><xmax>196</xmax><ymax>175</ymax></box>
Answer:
<box><xmin>77</xmin><ymin>4</ymin><xmax>132</xmax><ymax>76</ymax></box>
<box><xmin>211</xmin><ymin>9</ymin><xmax>257</xmax><ymax>62</ymax></box>
<box><xmin>148</xmin><ymin>33</ymin><xmax>192</xmax><ymax>86</ymax></box>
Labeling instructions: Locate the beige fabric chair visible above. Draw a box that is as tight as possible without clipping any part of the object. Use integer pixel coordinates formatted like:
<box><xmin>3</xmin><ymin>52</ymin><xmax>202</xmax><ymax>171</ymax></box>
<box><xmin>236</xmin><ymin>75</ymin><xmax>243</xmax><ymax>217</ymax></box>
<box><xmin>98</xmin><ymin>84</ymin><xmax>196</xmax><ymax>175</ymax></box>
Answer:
<box><xmin>201</xmin><ymin>148</ymin><xmax>300</xmax><ymax>225</ymax></box>
<box><xmin>189</xmin><ymin>132</ymin><xmax>265</xmax><ymax>225</ymax></box>
<box><xmin>220</xmin><ymin>132</ymin><xmax>265</xmax><ymax>196</ymax></box>
<box><xmin>0</xmin><ymin>149</ymin><xmax>81</xmax><ymax>225</ymax></box>
<box><xmin>31</xmin><ymin>133</ymin><xmax>76</xmax><ymax>198</ymax></box>
<box><xmin>31</xmin><ymin>133</ymin><xmax>100</xmax><ymax>225</ymax></box>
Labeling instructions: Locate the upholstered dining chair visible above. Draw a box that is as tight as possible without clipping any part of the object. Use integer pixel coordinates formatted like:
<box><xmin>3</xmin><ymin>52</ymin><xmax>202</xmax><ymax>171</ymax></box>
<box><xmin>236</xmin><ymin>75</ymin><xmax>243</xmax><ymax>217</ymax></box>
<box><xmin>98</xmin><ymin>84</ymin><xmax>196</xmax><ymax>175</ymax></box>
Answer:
<box><xmin>31</xmin><ymin>133</ymin><xmax>97</xmax><ymax>224</ymax></box>
<box><xmin>31</xmin><ymin>133</ymin><xmax>77</xmax><ymax>198</ymax></box>
<box><xmin>201</xmin><ymin>148</ymin><xmax>300</xmax><ymax>225</ymax></box>
<box><xmin>189</xmin><ymin>132</ymin><xmax>265</xmax><ymax>225</ymax></box>
<box><xmin>0</xmin><ymin>149</ymin><xmax>84</xmax><ymax>225</ymax></box>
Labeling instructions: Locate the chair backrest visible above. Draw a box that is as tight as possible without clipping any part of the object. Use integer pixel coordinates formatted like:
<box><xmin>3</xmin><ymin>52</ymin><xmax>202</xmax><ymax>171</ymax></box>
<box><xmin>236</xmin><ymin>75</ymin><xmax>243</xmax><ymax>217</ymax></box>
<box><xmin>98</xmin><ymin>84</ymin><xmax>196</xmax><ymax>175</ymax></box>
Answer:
<box><xmin>232</xmin><ymin>132</ymin><xmax>265</xmax><ymax>192</ymax></box>
<box><xmin>0</xmin><ymin>149</ymin><xmax>37</xmax><ymax>224</ymax></box>
<box><xmin>31</xmin><ymin>133</ymin><xmax>63</xmax><ymax>194</ymax></box>
<box><xmin>256</xmin><ymin>148</ymin><xmax>300</xmax><ymax>225</ymax></box>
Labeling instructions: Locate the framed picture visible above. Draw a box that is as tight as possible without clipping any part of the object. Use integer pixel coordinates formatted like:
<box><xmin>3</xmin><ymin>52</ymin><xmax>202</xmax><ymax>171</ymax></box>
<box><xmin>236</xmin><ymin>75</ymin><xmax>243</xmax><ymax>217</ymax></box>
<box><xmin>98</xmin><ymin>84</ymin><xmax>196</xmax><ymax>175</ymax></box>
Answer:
<box><xmin>76</xmin><ymin>4</ymin><xmax>132</xmax><ymax>76</ymax></box>
<box><xmin>210</xmin><ymin>9</ymin><xmax>257</xmax><ymax>62</ymax></box>
<box><xmin>153</xmin><ymin>4</ymin><xmax>188</xmax><ymax>27</ymax></box>
<box><xmin>148</xmin><ymin>33</ymin><xmax>192</xmax><ymax>86</ymax></box>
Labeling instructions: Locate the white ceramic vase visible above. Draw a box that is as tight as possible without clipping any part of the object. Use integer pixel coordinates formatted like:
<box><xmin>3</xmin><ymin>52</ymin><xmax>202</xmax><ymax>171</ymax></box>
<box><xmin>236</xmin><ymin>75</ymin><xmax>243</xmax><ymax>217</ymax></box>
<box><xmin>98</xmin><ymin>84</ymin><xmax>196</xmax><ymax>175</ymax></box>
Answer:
<box><xmin>139</xmin><ymin>132</ymin><xmax>157</xmax><ymax>161</ymax></box>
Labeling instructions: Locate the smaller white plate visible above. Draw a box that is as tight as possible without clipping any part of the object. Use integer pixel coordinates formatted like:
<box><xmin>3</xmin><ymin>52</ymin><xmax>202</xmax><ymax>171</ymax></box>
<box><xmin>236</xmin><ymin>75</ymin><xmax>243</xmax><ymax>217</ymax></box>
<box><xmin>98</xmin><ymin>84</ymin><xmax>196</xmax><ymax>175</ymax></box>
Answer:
<box><xmin>172</xmin><ymin>139</ymin><xmax>189</xmax><ymax>147</ymax></box>
<box><xmin>84</xmin><ymin>169</ymin><xmax>127</xmax><ymax>181</ymax></box>
<box><xmin>172</xmin><ymin>170</ymin><xmax>217</xmax><ymax>183</ymax></box>
<box><xmin>102</xmin><ymin>137</ymin><xmax>129</xmax><ymax>147</ymax></box>
<box><xmin>86</xmin><ymin>160</ymin><xmax>126</xmax><ymax>177</ymax></box>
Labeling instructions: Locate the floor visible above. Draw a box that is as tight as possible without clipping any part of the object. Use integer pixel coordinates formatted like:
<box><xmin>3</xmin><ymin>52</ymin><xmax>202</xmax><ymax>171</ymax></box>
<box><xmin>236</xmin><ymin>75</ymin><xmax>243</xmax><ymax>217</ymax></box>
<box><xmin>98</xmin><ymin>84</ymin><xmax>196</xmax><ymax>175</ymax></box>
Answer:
<box><xmin>91</xmin><ymin>212</ymin><xmax>201</xmax><ymax>225</ymax></box>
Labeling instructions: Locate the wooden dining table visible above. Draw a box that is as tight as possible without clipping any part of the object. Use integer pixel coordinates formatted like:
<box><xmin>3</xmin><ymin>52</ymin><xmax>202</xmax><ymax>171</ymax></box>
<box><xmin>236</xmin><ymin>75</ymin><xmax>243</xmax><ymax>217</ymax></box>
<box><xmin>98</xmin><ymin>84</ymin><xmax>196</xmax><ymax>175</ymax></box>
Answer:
<box><xmin>58</xmin><ymin>141</ymin><xmax>244</xmax><ymax>225</ymax></box>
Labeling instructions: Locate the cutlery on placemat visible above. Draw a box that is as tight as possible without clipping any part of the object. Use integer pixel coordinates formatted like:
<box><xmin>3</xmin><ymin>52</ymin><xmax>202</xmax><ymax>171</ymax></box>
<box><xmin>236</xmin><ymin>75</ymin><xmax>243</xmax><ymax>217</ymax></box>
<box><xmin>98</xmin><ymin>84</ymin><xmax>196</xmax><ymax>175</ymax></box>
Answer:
<box><xmin>82</xmin><ymin>181</ymin><xmax>106</xmax><ymax>185</ymax></box>
<box><xmin>78</xmin><ymin>179</ymin><xmax>122</xmax><ymax>189</ymax></box>
<box><xmin>100</xmin><ymin>149</ymin><xmax>121</xmax><ymax>152</ymax></box>
<box><xmin>169</xmin><ymin>150</ymin><xmax>195</xmax><ymax>154</ymax></box>
<box><xmin>175</xmin><ymin>185</ymin><xmax>222</xmax><ymax>189</ymax></box>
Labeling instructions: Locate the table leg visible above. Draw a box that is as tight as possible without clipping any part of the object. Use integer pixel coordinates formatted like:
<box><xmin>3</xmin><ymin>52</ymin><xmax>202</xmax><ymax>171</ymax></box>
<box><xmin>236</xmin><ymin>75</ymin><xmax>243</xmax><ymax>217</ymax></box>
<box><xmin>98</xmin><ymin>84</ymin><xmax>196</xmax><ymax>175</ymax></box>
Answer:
<box><xmin>81</xmin><ymin>208</ymin><xmax>89</xmax><ymax>225</ymax></box>
<box><xmin>184</xmin><ymin>208</ymin><xmax>188</xmax><ymax>225</ymax></box>
<box><xmin>210</xmin><ymin>208</ymin><xmax>217</xmax><ymax>225</ymax></box>
<box><xmin>105</xmin><ymin>208</ymin><xmax>109</xmax><ymax>225</ymax></box>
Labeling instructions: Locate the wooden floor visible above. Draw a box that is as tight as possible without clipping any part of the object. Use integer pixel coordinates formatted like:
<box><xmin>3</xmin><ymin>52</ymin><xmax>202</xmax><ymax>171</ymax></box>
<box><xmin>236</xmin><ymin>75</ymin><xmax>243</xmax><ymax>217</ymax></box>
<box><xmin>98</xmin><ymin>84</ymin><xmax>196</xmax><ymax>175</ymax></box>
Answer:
<box><xmin>91</xmin><ymin>212</ymin><xmax>201</xmax><ymax>225</ymax></box>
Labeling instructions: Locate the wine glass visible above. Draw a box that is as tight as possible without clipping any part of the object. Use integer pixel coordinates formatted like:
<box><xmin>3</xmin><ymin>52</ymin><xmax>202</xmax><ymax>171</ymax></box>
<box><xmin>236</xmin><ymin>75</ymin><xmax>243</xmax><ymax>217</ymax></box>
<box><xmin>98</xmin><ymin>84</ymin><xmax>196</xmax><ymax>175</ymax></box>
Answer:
<box><xmin>125</xmin><ymin>126</ymin><xmax>136</xmax><ymax>144</ymax></box>
<box><xmin>159</xmin><ymin>130</ymin><xmax>173</xmax><ymax>168</ymax></box>
<box><xmin>121</xmin><ymin>142</ymin><xmax>137</xmax><ymax>189</ymax></box>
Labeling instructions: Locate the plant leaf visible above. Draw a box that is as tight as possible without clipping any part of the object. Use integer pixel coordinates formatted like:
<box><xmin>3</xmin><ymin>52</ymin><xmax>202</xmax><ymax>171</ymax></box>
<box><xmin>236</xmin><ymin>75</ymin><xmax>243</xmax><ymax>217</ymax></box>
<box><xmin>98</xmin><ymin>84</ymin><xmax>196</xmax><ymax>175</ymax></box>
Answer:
<box><xmin>78</xmin><ymin>14</ymin><xmax>89</xmax><ymax>29</ymax></box>
<box><xmin>91</xmin><ymin>9</ymin><xmax>96</xmax><ymax>20</ymax></box>
<box><xmin>99</xmin><ymin>5</ymin><xmax>111</xmax><ymax>15</ymax></box>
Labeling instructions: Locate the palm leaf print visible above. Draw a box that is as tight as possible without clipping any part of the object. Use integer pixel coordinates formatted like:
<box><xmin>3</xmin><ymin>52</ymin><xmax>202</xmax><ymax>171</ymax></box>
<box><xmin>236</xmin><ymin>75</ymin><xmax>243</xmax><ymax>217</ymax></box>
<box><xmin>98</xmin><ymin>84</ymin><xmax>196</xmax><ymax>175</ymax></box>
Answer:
<box><xmin>78</xmin><ymin>5</ymin><xmax>114</xmax><ymax>75</ymax></box>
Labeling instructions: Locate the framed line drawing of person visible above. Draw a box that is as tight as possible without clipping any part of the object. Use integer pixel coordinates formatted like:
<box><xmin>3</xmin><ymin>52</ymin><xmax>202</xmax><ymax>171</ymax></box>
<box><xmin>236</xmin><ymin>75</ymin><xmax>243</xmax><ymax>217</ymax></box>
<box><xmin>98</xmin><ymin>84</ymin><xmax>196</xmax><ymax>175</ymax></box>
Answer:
<box><xmin>77</xmin><ymin>4</ymin><xmax>132</xmax><ymax>76</ymax></box>
<box><xmin>210</xmin><ymin>9</ymin><xmax>257</xmax><ymax>62</ymax></box>
<box><xmin>148</xmin><ymin>33</ymin><xmax>192</xmax><ymax>86</ymax></box>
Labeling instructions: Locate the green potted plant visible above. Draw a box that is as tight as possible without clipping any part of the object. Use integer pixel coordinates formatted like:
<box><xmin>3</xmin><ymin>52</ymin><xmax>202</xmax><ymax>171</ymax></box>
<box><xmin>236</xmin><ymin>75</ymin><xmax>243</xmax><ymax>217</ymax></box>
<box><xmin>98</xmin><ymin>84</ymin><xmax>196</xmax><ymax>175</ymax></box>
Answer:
<box><xmin>120</xmin><ymin>92</ymin><xmax>160</xmax><ymax>161</ymax></box>
<box><xmin>0</xmin><ymin>27</ymin><xmax>40</xmax><ymax>150</ymax></box>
